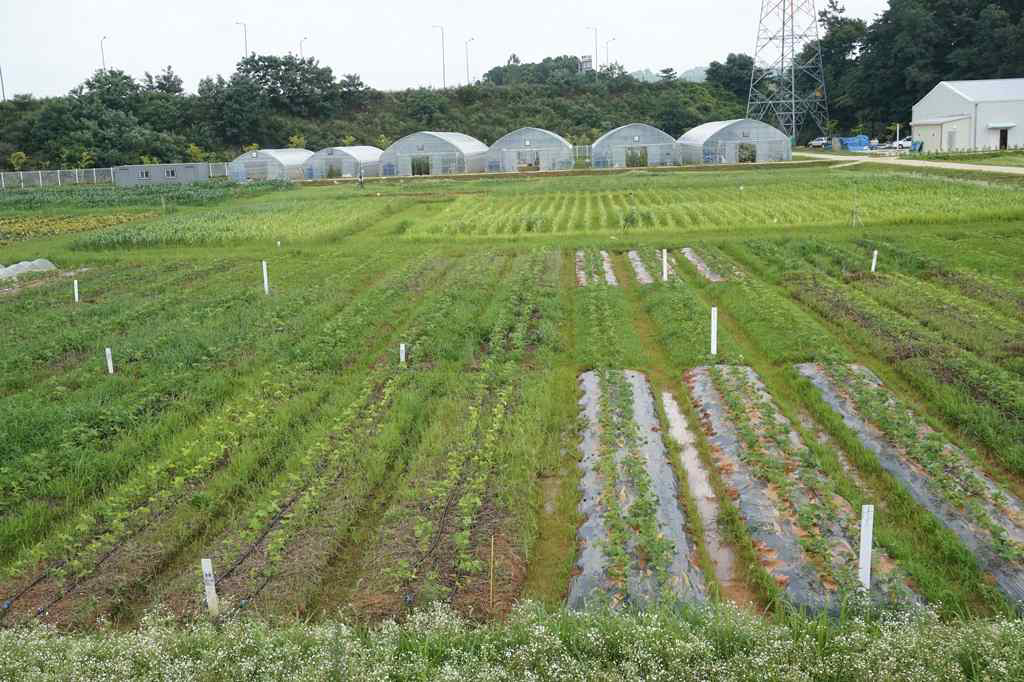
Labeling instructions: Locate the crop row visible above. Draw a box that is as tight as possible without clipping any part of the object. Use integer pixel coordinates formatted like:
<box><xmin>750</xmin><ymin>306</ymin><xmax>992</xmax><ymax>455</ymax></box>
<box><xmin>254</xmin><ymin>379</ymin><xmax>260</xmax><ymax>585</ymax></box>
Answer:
<box><xmin>0</xmin><ymin>251</ymin><xmax>473</xmax><ymax>624</ymax></box>
<box><xmin>72</xmin><ymin>195</ymin><xmax>408</xmax><ymax>248</ymax></box>
<box><xmin>407</xmin><ymin>170</ymin><xmax>1024</xmax><ymax>237</ymax></box>
<box><xmin>0</xmin><ymin>181</ymin><xmax>290</xmax><ymax>211</ymax></box>
<box><xmin>348</xmin><ymin>252</ymin><xmax>554</xmax><ymax>617</ymax></box>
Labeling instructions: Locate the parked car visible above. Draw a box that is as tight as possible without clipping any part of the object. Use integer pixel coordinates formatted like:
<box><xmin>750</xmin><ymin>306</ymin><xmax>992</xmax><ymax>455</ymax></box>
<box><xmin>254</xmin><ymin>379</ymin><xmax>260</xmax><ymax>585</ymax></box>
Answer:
<box><xmin>893</xmin><ymin>137</ymin><xmax>914</xmax><ymax>150</ymax></box>
<box><xmin>808</xmin><ymin>137</ymin><xmax>829</xmax><ymax>148</ymax></box>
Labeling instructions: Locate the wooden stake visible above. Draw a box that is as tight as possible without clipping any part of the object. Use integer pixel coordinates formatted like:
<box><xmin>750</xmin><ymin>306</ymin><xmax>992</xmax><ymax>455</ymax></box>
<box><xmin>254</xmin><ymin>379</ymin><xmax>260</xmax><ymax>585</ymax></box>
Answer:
<box><xmin>489</xmin><ymin>534</ymin><xmax>495</xmax><ymax>612</ymax></box>
<box><xmin>662</xmin><ymin>249</ymin><xmax>668</xmax><ymax>282</ymax></box>
<box><xmin>262</xmin><ymin>260</ymin><xmax>269</xmax><ymax>295</ymax></box>
<box><xmin>871</xmin><ymin>250</ymin><xmax>878</xmax><ymax>274</ymax></box>
<box><xmin>105</xmin><ymin>347</ymin><xmax>114</xmax><ymax>374</ymax></box>
<box><xmin>73</xmin><ymin>279</ymin><xmax>79</xmax><ymax>303</ymax></box>
<box><xmin>400</xmin><ymin>343</ymin><xmax>407</xmax><ymax>365</ymax></box>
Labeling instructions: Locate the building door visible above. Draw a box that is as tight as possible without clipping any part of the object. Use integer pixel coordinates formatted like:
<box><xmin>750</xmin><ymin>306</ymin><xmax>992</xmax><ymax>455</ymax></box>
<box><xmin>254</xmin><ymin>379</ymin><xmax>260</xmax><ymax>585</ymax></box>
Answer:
<box><xmin>1000</xmin><ymin>129</ymin><xmax>1009</xmax><ymax>150</ymax></box>
<box><xmin>946</xmin><ymin>130</ymin><xmax>957</xmax><ymax>151</ymax></box>
<box><xmin>625</xmin><ymin>146</ymin><xmax>648</xmax><ymax>168</ymax></box>
<box><xmin>411</xmin><ymin>156</ymin><xmax>431</xmax><ymax>176</ymax></box>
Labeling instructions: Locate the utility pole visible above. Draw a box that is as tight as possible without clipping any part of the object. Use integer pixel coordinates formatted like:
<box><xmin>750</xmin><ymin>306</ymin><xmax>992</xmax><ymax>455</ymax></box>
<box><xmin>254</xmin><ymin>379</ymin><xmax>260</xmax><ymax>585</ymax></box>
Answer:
<box><xmin>432</xmin><ymin>25</ymin><xmax>446</xmax><ymax>88</ymax></box>
<box><xmin>236</xmin><ymin>21</ymin><xmax>248</xmax><ymax>57</ymax></box>
<box><xmin>605</xmin><ymin>37</ymin><xmax>616</xmax><ymax>66</ymax></box>
<box><xmin>0</xmin><ymin>64</ymin><xmax>6</xmax><ymax>102</ymax></box>
<box><xmin>465</xmin><ymin>37</ymin><xmax>474</xmax><ymax>85</ymax></box>
<box><xmin>586</xmin><ymin>26</ymin><xmax>598</xmax><ymax>69</ymax></box>
<box><xmin>100</xmin><ymin>36</ymin><xmax>108</xmax><ymax>70</ymax></box>
<box><xmin>300</xmin><ymin>36</ymin><xmax>308</xmax><ymax>59</ymax></box>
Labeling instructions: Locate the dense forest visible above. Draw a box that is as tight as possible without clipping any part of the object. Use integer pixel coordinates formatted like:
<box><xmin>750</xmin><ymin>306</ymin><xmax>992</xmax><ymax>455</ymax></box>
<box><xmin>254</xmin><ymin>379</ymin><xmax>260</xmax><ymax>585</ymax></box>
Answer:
<box><xmin>2</xmin><ymin>0</ymin><xmax>1022</xmax><ymax>170</ymax></box>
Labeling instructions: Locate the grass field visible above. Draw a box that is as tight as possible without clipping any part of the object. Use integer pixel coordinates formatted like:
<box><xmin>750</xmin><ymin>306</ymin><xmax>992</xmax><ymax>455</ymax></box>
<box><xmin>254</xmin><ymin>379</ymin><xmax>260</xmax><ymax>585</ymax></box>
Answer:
<box><xmin>2</xmin><ymin>160</ymin><xmax>1024</xmax><ymax>678</ymax></box>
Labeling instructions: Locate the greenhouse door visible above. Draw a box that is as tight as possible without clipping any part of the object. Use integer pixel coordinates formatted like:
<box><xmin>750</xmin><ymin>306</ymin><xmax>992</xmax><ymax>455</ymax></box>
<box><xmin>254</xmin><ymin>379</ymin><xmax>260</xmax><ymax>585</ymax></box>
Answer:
<box><xmin>738</xmin><ymin>144</ymin><xmax>757</xmax><ymax>163</ymax></box>
<box><xmin>1000</xmin><ymin>129</ymin><xmax>1009</xmax><ymax>150</ymax></box>
<box><xmin>411</xmin><ymin>156</ymin><xmax>431</xmax><ymax>176</ymax></box>
<box><xmin>625</xmin><ymin>146</ymin><xmax>648</xmax><ymax>168</ymax></box>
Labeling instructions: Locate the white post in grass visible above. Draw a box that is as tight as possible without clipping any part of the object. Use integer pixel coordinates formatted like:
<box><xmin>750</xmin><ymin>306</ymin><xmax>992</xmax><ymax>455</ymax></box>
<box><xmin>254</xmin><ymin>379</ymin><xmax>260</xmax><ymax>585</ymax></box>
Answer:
<box><xmin>276</xmin><ymin>240</ymin><xmax>281</xmax><ymax>248</ymax></box>
<box><xmin>662</xmin><ymin>249</ymin><xmax>669</xmax><ymax>282</ymax></box>
<box><xmin>858</xmin><ymin>504</ymin><xmax>875</xmax><ymax>590</ymax></box>
<box><xmin>73</xmin><ymin>279</ymin><xmax>79</xmax><ymax>303</ymax></box>
<box><xmin>400</xmin><ymin>343</ymin><xmax>407</xmax><ymax>366</ymax></box>
<box><xmin>710</xmin><ymin>307</ymin><xmax>718</xmax><ymax>357</ymax></box>
<box><xmin>261</xmin><ymin>260</ymin><xmax>269</xmax><ymax>295</ymax></box>
<box><xmin>201</xmin><ymin>558</ymin><xmax>220</xmax><ymax>618</ymax></box>
<box><xmin>871</xmin><ymin>250</ymin><xmax>878</xmax><ymax>274</ymax></box>
<box><xmin>105</xmin><ymin>347</ymin><xmax>114</xmax><ymax>374</ymax></box>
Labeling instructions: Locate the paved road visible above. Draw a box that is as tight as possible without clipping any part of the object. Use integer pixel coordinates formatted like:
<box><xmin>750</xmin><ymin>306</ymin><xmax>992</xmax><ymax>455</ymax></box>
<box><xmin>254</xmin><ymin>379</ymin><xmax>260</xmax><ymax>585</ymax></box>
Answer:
<box><xmin>794</xmin><ymin>151</ymin><xmax>1024</xmax><ymax>176</ymax></box>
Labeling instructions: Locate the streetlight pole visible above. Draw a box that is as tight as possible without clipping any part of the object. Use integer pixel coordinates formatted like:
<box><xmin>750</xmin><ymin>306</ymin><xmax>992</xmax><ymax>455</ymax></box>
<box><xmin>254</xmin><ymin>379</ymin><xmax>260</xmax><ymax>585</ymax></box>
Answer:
<box><xmin>586</xmin><ymin>27</ymin><xmax>598</xmax><ymax>69</ymax></box>
<box><xmin>605</xmin><ymin>37</ymin><xmax>616</xmax><ymax>66</ymax></box>
<box><xmin>235</xmin><ymin>21</ymin><xmax>248</xmax><ymax>57</ymax></box>
<box><xmin>0</xmin><ymin>64</ymin><xmax>6</xmax><ymax>102</ymax></box>
<box><xmin>300</xmin><ymin>36</ymin><xmax>308</xmax><ymax>59</ymax></box>
<box><xmin>465</xmin><ymin>37</ymin><xmax>474</xmax><ymax>85</ymax></box>
<box><xmin>100</xmin><ymin>36</ymin><xmax>108</xmax><ymax>71</ymax></box>
<box><xmin>432</xmin><ymin>25</ymin><xmax>446</xmax><ymax>89</ymax></box>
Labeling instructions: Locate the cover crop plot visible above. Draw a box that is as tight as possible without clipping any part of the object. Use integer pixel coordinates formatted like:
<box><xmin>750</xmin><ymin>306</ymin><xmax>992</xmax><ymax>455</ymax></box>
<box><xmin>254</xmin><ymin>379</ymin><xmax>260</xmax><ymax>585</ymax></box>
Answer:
<box><xmin>570</xmin><ymin>370</ymin><xmax>705</xmax><ymax>609</ymax></box>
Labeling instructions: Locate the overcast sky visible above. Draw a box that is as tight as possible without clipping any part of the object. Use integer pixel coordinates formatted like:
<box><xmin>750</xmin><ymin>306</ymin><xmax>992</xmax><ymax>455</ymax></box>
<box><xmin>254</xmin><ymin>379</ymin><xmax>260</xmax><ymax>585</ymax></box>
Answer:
<box><xmin>1</xmin><ymin>0</ymin><xmax>889</xmax><ymax>98</ymax></box>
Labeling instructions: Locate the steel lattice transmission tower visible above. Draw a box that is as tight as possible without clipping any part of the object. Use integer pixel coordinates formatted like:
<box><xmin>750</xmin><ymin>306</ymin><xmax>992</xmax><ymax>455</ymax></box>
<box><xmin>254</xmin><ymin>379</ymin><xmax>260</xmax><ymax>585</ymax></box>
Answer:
<box><xmin>747</xmin><ymin>0</ymin><xmax>829</xmax><ymax>141</ymax></box>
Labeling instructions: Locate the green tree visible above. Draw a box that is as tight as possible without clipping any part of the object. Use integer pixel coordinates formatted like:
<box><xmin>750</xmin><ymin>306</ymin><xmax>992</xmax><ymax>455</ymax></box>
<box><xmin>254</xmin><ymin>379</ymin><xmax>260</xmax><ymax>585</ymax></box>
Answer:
<box><xmin>706</xmin><ymin>53</ymin><xmax>755</xmax><ymax>100</ymax></box>
<box><xmin>288</xmin><ymin>134</ymin><xmax>306</xmax><ymax>148</ymax></box>
<box><xmin>9</xmin><ymin>151</ymin><xmax>28</xmax><ymax>170</ymax></box>
<box><xmin>658</xmin><ymin>67</ymin><xmax>678</xmax><ymax>82</ymax></box>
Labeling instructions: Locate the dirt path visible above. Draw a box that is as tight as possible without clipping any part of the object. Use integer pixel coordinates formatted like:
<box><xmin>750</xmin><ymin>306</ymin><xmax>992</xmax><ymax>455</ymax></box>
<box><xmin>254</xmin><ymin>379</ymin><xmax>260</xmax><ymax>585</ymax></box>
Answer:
<box><xmin>795</xmin><ymin>151</ymin><xmax>1024</xmax><ymax>176</ymax></box>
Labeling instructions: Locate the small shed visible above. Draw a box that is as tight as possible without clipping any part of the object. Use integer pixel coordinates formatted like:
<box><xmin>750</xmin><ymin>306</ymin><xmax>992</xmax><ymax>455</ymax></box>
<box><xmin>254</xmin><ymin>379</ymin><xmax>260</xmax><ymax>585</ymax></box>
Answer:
<box><xmin>481</xmin><ymin>127</ymin><xmax>574</xmax><ymax>172</ymax></box>
<box><xmin>229</xmin><ymin>149</ymin><xmax>314</xmax><ymax>182</ymax></box>
<box><xmin>113</xmin><ymin>163</ymin><xmax>212</xmax><ymax>188</ymax></box>
<box><xmin>676</xmin><ymin>119</ymin><xmax>792</xmax><ymax>165</ymax></box>
<box><xmin>304</xmin><ymin>146</ymin><xmax>383</xmax><ymax>179</ymax></box>
<box><xmin>379</xmin><ymin>132</ymin><xmax>488</xmax><ymax>177</ymax></box>
<box><xmin>591</xmin><ymin>123</ymin><xmax>676</xmax><ymax>169</ymax></box>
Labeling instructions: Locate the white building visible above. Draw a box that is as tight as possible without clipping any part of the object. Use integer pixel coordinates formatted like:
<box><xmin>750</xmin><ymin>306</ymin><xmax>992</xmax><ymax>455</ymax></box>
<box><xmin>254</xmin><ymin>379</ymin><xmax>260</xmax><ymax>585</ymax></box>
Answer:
<box><xmin>911</xmin><ymin>78</ymin><xmax>1024</xmax><ymax>152</ymax></box>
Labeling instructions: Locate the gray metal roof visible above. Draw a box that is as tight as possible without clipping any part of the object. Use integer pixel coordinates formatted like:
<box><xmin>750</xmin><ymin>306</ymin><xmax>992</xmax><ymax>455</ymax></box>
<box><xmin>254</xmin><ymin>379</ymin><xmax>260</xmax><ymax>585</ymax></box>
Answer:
<box><xmin>488</xmin><ymin>127</ymin><xmax>572</xmax><ymax>150</ymax></box>
<box><xmin>233</xmin><ymin>148</ymin><xmax>314</xmax><ymax>167</ymax></box>
<box><xmin>678</xmin><ymin>118</ymin><xmax>788</xmax><ymax>145</ymax></box>
<box><xmin>311</xmin><ymin>146</ymin><xmax>383</xmax><ymax>163</ymax></box>
<box><xmin>941</xmin><ymin>79</ymin><xmax>1024</xmax><ymax>103</ymax></box>
<box><xmin>420</xmin><ymin>132</ymin><xmax>489</xmax><ymax>155</ymax></box>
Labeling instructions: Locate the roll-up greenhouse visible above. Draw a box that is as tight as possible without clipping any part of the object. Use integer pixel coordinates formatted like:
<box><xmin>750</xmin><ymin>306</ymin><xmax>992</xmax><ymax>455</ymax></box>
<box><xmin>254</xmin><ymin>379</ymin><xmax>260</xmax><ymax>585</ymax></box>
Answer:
<box><xmin>590</xmin><ymin>123</ymin><xmax>676</xmax><ymax>169</ymax></box>
<box><xmin>676</xmin><ymin>119</ymin><xmax>792</xmax><ymax>165</ymax></box>
<box><xmin>229</xmin><ymin>149</ymin><xmax>314</xmax><ymax>182</ymax></box>
<box><xmin>379</xmin><ymin>132</ymin><xmax>488</xmax><ymax>177</ymax></box>
<box><xmin>303</xmin><ymin>146</ymin><xmax>383</xmax><ymax>179</ymax></box>
<box><xmin>481</xmin><ymin>127</ymin><xmax>574</xmax><ymax>172</ymax></box>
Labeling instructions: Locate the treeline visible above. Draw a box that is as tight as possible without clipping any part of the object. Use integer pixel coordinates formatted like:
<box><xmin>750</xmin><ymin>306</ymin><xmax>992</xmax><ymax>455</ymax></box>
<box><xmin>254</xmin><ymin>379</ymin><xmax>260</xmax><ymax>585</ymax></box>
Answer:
<box><xmin>0</xmin><ymin>54</ymin><xmax>743</xmax><ymax>171</ymax></box>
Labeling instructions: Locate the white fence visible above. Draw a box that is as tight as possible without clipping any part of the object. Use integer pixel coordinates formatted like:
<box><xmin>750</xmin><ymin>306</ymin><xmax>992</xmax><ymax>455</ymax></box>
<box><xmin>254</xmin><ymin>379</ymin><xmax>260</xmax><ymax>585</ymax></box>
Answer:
<box><xmin>0</xmin><ymin>162</ymin><xmax>230</xmax><ymax>190</ymax></box>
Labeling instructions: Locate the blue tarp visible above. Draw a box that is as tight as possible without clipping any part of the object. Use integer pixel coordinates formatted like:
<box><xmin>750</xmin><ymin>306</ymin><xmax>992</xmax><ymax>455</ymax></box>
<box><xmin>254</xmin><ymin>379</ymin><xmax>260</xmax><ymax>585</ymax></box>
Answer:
<box><xmin>839</xmin><ymin>135</ymin><xmax>871</xmax><ymax>152</ymax></box>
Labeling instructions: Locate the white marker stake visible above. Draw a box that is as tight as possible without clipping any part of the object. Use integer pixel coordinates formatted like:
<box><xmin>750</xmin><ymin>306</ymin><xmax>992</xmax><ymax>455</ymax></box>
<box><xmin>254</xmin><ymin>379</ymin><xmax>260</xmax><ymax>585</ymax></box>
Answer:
<box><xmin>105</xmin><ymin>347</ymin><xmax>114</xmax><ymax>374</ymax></box>
<box><xmin>201</xmin><ymin>558</ymin><xmax>220</xmax><ymax>618</ymax></box>
<box><xmin>262</xmin><ymin>260</ymin><xmax>269</xmax><ymax>295</ymax></box>
<box><xmin>73</xmin><ymin>279</ymin><xmax>80</xmax><ymax>303</ymax></box>
<box><xmin>662</xmin><ymin>249</ymin><xmax>669</xmax><ymax>282</ymax></box>
<box><xmin>871</xmin><ymin>250</ymin><xmax>878</xmax><ymax>274</ymax></box>
<box><xmin>858</xmin><ymin>504</ymin><xmax>875</xmax><ymax>590</ymax></box>
<box><xmin>276</xmin><ymin>240</ymin><xmax>281</xmax><ymax>248</ymax></box>
<box><xmin>710</xmin><ymin>307</ymin><xmax>718</xmax><ymax>357</ymax></box>
<box><xmin>400</xmin><ymin>343</ymin><xmax>407</xmax><ymax>366</ymax></box>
